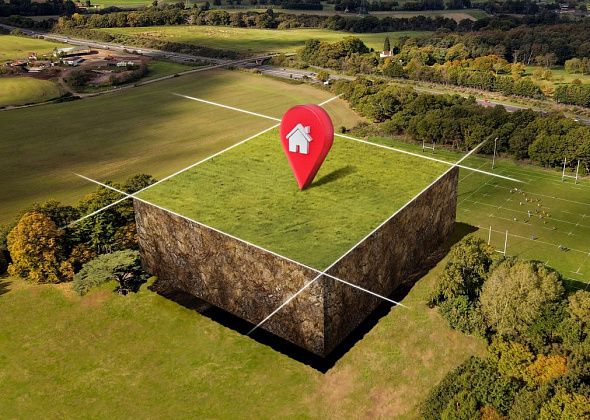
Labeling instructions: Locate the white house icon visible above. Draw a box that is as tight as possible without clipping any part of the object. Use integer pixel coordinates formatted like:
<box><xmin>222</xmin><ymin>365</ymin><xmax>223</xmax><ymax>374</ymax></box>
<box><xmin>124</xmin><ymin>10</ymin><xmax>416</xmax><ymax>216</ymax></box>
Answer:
<box><xmin>286</xmin><ymin>123</ymin><xmax>312</xmax><ymax>155</ymax></box>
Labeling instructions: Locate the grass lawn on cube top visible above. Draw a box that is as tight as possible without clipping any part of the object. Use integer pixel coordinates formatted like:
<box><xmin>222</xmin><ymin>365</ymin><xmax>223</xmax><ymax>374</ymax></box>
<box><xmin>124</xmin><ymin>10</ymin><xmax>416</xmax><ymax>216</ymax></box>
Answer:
<box><xmin>138</xmin><ymin>129</ymin><xmax>448</xmax><ymax>269</ymax></box>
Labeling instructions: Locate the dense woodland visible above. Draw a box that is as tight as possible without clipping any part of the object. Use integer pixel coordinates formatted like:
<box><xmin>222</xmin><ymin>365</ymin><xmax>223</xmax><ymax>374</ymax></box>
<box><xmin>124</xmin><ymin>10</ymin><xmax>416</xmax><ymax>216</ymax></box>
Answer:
<box><xmin>332</xmin><ymin>78</ymin><xmax>590</xmax><ymax>169</ymax></box>
<box><xmin>422</xmin><ymin>236</ymin><xmax>590</xmax><ymax>418</ymax></box>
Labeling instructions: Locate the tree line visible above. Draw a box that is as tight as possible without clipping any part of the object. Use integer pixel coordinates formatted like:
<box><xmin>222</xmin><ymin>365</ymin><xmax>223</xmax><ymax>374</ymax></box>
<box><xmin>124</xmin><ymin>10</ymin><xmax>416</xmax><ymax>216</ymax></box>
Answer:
<box><xmin>0</xmin><ymin>174</ymin><xmax>155</xmax><ymax>293</ymax></box>
<box><xmin>422</xmin><ymin>235</ymin><xmax>590</xmax><ymax>418</ymax></box>
<box><xmin>50</xmin><ymin>6</ymin><xmax>460</xmax><ymax>32</ymax></box>
<box><xmin>332</xmin><ymin>78</ymin><xmax>590</xmax><ymax>170</ymax></box>
<box><xmin>0</xmin><ymin>0</ymin><xmax>75</xmax><ymax>17</ymax></box>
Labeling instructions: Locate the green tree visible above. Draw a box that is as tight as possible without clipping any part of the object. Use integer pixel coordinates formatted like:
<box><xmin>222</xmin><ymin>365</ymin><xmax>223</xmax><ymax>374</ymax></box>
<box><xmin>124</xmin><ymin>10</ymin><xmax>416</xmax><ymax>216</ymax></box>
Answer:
<box><xmin>72</xmin><ymin>250</ymin><xmax>146</xmax><ymax>296</ymax></box>
<box><xmin>540</xmin><ymin>390</ymin><xmax>590</xmax><ymax>419</ymax></box>
<box><xmin>316</xmin><ymin>70</ymin><xmax>330</xmax><ymax>83</ymax></box>
<box><xmin>488</xmin><ymin>337</ymin><xmax>534</xmax><ymax>381</ymax></box>
<box><xmin>7</xmin><ymin>212</ymin><xmax>69</xmax><ymax>284</ymax></box>
<box><xmin>383</xmin><ymin>35</ymin><xmax>390</xmax><ymax>52</ymax></box>
<box><xmin>430</xmin><ymin>235</ymin><xmax>495</xmax><ymax>304</ymax></box>
<box><xmin>480</xmin><ymin>260</ymin><xmax>564</xmax><ymax>336</ymax></box>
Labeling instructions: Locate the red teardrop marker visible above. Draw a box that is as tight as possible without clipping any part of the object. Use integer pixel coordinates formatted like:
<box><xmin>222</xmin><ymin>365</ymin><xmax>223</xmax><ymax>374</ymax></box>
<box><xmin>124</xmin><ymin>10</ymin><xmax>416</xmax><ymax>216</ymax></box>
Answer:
<box><xmin>280</xmin><ymin>104</ymin><xmax>334</xmax><ymax>190</ymax></box>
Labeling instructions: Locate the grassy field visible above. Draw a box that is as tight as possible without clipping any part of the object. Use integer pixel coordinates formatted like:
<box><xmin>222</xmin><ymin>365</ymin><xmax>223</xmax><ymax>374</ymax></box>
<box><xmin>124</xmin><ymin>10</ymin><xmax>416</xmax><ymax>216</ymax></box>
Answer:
<box><xmin>0</xmin><ymin>69</ymin><xmax>363</xmax><ymax>225</ymax></box>
<box><xmin>0</xmin><ymin>246</ymin><xmax>485</xmax><ymax>418</ymax></box>
<box><xmin>143</xmin><ymin>59</ymin><xmax>194</xmax><ymax>80</ymax></box>
<box><xmin>0</xmin><ymin>77</ymin><xmax>65</xmax><ymax>107</ymax></box>
<box><xmin>138</xmin><ymin>129</ymin><xmax>446</xmax><ymax>269</ymax></box>
<box><xmin>100</xmin><ymin>26</ymin><xmax>430</xmax><ymax>54</ymax></box>
<box><xmin>0</xmin><ymin>34</ymin><xmax>66</xmax><ymax>62</ymax></box>
<box><xmin>525</xmin><ymin>65</ymin><xmax>590</xmax><ymax>93</ymax></box>
<box><xmin>370</xmin><ymin>136</ymin><xmax>590</xmax><ymax>289</ymax></box>
<box><xmin>215</xmin><ymin>7</ymin><xmax>487</xmax><ymax>21</ymax></box>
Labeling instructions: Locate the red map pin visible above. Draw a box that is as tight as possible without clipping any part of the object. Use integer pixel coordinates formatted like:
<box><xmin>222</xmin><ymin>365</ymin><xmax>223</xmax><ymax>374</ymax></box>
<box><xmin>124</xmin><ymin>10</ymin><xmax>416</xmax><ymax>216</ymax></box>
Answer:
<box><xmin>280</xmin><ymin>104</ymin><xmax>334</xmax><ymax>190</ymax></box>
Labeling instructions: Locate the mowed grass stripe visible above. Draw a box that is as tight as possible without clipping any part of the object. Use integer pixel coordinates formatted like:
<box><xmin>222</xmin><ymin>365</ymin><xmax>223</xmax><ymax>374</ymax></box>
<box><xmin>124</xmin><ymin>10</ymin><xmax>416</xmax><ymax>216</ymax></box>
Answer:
<box><xmin>138</xmin><ymin>129</ymin><xmax>447</xmax><ymax>269</ymax></box>
<box><xmin>0</xmin><ymin>69</ymin><xmax>362</xmax><ymax>224</ymax></box>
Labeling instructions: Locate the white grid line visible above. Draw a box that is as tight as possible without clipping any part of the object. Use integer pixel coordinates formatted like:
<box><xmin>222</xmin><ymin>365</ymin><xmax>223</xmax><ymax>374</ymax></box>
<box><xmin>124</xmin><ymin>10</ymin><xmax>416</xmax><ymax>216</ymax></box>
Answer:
<box><xmin>247</xmin><ymin>137</ymin><xmax>490</xmax><ymax>333</ymax></box>
<box><xmin>70</xmin><ymin>94</ymin><xmax>519</xmax><ymax>336</ymax></box>
<box><xmin>173</xmin><ymin>94</ymin><xmax>522</xmax><ymax>184</ymax></box>
<box><xmin>74</xmin><ymin>174</ymin><xmax>408</xmax><ymax>316</ymax></box>
<box><xmin>67</xmin><ymin>94</ymin><xmax>343</xmax><ymax>228</ymax></box>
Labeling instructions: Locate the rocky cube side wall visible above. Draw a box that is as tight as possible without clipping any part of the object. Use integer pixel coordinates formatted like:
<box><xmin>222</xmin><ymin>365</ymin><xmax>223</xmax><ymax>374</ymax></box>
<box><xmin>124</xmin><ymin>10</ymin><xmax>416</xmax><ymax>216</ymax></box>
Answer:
<box><xmin>134</xmin><ymin>166</ymin><xmax>458</xmax><ymax>357</ymax></box>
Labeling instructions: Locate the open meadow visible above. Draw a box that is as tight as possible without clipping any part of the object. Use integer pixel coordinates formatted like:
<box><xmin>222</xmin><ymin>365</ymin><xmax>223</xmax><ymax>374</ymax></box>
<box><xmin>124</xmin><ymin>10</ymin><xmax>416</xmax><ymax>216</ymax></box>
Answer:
<box><xmin>0</xmin><ymin>244</ymin><xmax>485</xmax><ymax>418</ymax></box>
<box><xmin>0</xmin><ymin>77</ymin><xmax>65</xmax><ymax>107</ymax></box>
<box><xmin>0</xmin><ymin>69</ymin><xmax>363</xmax><ymax>225</ymax></box>
<box><xmin>100</xmin><ymin>26</ymin><xmax>430</xmax><ymax>54</ymax></box>
<box><xmin>371</xmin><ymin>136</ymin><xmax>590</xmax><ymax>290</ymax></box>
<box><xmin>0</xmin><ymin>34</ymin><xmax>66</xmax><ymax>61</ymax></box>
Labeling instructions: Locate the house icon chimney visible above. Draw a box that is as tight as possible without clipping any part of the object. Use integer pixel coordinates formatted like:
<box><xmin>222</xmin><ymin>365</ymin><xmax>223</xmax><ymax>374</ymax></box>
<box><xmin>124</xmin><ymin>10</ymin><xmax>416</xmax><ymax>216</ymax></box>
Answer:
<box><xmin>286</xmin><ymin>123</ymin><xmax>312</xmax><ymax>155</ymax></box>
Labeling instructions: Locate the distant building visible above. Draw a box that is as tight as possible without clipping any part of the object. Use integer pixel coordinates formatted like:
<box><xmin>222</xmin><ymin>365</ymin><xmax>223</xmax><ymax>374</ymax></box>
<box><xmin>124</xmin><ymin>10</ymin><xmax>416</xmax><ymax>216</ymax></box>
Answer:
<box><xmin>379</xmin><ymin>50</ymin><xmax>393</xmax><ymax>58</ymax></box>
<box><xmin>63</xmin><ymin>56</ymin><xmax>84</xmax><ymax>66</ymax></box>
<box><xmin>54</xmin><ymin>46</ymin><xmax>91</xmax><ymax>57</ymax></box>
<box><xmin>116</xmin><ymin>60</ymin><xmax>140</xmax><ymax>67</ymax></box>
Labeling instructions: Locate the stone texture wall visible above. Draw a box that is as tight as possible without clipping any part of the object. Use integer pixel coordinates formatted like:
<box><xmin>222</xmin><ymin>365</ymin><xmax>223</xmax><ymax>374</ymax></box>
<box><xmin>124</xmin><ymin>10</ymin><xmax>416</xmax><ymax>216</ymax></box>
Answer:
<box><xmin>134</xmin><ymin>166</ymin><xmax>458</xmax><ymax>357</ymax></box>
<box><xmin>323</xmin><ymin>167</ymin><xmax>459</xmax><ymax>353</ymax></box>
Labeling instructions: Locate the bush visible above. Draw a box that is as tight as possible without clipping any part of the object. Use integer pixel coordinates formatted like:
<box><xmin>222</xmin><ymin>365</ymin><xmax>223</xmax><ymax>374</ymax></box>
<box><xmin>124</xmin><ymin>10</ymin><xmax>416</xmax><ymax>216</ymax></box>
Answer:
<box><xmin>438</xmin><ymin>295</ymin><xmax>487</xmax><ymax>336</ymax></box>
<box><xmin>509</xmin><ymin>386</ymin><xmax>552</xmax><ymax>420</ymax></box>
<box><xmin>429</xmin><ymin>235</ymin><xmax>496</xmax><ymax>304</ymax></box>
<box><xmin>480</xmin><ymin>260</ymin><xmax>564</xmax><ymax>337</ymax></box>
<box><xmin>421</xmin><ymin>356</ymin><xmax>520</xmax><ymax>418</ymax></box>
<box><xmin>441</xmin><ymin>390</ymin><xmax>479</xmax><ymax>420</ymax></box>
<box><xmin>72</xmin><ymin>250</ymin><xmax>146</xmax><ymax>296</ymax></box>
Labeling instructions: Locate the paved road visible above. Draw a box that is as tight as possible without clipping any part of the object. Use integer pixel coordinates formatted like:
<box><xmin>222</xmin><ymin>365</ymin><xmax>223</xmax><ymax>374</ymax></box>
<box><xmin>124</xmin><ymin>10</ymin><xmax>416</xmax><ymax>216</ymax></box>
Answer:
<box><xmin>258</xmin><ymin>65</ymin><xmax>590</xmax><ymax>125</ymax></box>
<box><xmin>1</xmin><ymin>23</ymin><xmax>232</xmax><ymax>65</ymax></box>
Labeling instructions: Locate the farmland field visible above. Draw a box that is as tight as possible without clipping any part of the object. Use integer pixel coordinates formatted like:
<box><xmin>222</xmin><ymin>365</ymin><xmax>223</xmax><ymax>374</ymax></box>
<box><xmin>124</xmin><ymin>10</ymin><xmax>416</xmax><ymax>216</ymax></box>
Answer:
<box><xmin>100</xmin><ymin>26</ymin><xmax>431</xmax><ymax>54</ymax></box>
<box><xmin>370</xmin><ymin>136</ymin><xmax>590</xmax><ymax>289</ymax></box>
<box><xmin>138</xmin><ymin>129</ymin><xmax>447</xmax><ymax>269</ymax></box>
<box><xmin>0</xmin><ymin>34</ymin><xmax>66</xmax><ymax>61</ymax></box>
<box><xmin>0</xmin><ymin>77</ymin><xmax>65</xmax><ymax>107</ymax></box>
<box><xmin>0</xmin><ymin>68</ymin><xmax>363</xmax><ymax>225</ymax></box>
<box><xmin>0</xmin><ymin>248</ymin><xmax>485</xmax><ymax>418</ymax></box>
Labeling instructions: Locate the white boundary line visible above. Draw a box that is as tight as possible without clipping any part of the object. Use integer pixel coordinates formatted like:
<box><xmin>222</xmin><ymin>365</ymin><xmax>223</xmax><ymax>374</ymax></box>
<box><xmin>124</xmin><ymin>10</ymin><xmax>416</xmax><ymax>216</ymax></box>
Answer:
<box><xmin>70</xmin><ymin>94</ymin><xmax>511</xmax><ymax>336</ymax></box>
<box><xmin>173</xmin><ymin>93</ymin><xmax>282</xmax><ymax>122</ymax></box>
<box><xmin>67</xmin><ymin>94</ymin><xmax>342</xmax><ymax>228</ymax></box>
<box><xmin>247</xmin><ymin>137</ymin><xmax>489</xmax><ymax>333</ymax></box>
<box><xmin>74</xmin><ymin>174</ymin><xmax>408</xmax><ymax>314</ymax></box>
<box><xmin>173</xmin><ymin>94</ymin><xmax>523</xmax><ymax>184</ymax></box>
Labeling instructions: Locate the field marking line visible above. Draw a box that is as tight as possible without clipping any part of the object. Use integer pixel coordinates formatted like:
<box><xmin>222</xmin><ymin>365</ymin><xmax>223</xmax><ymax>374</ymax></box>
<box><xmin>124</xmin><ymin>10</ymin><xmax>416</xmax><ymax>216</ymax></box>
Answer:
<box><xmin>68</xmin><ymin>94</ymin><xmax>344</xmax><ymax>228</ymax></box>
<box><xmin>333</xmin><ymin>133</ymin><xmax>522</xmax><ymax>183</ymax></box>
<box><xmin>487</xmin><ymin>213</ymin><xmax>566</xmax><ymax>234</ymax></box>
<box><xmin>66</xmin><ymin>123</ymin><xmax>279</xmax><ymax>227</ymax></box>
<box><xmin>485</xmin><ymin>226</ymin><xmax>589</xmax><ymax>256</ymax></box>
<box><xmin>173</xmin><ymin>93</ymin><xmax>523</xmax><ymax>183</ymax></box>
<box><xmin>75</xmin><ymin>173</ymin><xmax>325</xmax><ymax>273</ymax></box>
<box><xmin>247</xmin><ymin>273</ymin><xmax>322</xmax><ymax>335</ymax></box>
<box><xmin>495</xmin><ymin>165</ymin><xmax>590</xmax><ymax>188</ymax></box>
<box><xmin>458</xmin><ymin>172</ymin><xmax>498</xmax><ymax>206</ymax></box>
<box><xmin>172</xmin><ymin>93</ymin><xmax>282</xmax><ymax>122</ymax></box>
<box><xmin>459</xmin><ymin>160</ymin><xmax>488</xmax><ymax>182</ymax></box>
<box><xmin>316</xmin><ymin>137</ymin><xmax>489</xmax><ymax>282</ymax></box>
